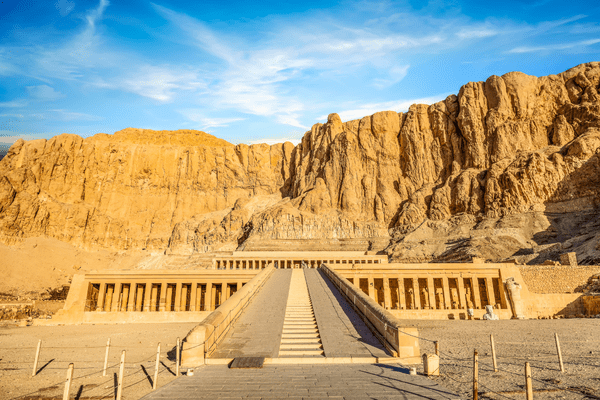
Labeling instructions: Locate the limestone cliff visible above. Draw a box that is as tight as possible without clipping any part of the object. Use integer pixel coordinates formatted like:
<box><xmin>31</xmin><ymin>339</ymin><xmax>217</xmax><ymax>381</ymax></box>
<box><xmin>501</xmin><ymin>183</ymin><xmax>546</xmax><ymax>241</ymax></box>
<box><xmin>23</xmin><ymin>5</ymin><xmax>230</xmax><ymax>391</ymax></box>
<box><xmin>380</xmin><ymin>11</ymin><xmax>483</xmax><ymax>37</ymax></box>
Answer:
<box><xmin>1</xmin><ymin>62</ymin><xmax>600</xmax><ymax>263</ymax></box>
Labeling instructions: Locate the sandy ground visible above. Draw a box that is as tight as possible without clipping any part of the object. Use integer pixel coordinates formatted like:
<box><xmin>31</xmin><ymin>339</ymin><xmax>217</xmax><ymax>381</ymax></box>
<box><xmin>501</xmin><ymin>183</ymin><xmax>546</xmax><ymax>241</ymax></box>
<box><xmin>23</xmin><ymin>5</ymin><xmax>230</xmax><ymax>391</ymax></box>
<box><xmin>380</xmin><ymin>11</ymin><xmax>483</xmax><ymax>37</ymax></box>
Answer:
<box><xmin>407</xmin><ymin>319</ymin><xmax>600</xmax><ymax>399</ymax></box>
<box><xmin>1</xmin><ymin>319</ymin><xmax>598</xmax><ymax>399</ymax></box>
<box><xmin>0</xmin><ymin>237</ymin><xmax>153</xmax><ymax>298</ymax></box>
<box><xmin>0</xmin><ymin>322</ymin><xmax>197</xmax><ymax>400</ymax></box>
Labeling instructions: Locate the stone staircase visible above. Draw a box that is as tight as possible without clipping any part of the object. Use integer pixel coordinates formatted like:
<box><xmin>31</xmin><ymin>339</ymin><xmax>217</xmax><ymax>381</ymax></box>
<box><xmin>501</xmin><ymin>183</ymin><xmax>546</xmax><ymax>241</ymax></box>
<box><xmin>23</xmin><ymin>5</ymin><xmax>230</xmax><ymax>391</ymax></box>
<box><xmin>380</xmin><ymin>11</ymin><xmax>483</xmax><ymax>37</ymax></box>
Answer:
<box><xmin>278</xmin><ymin>269</ymin><xmax>324</xmax><ymax>357</ymax></box>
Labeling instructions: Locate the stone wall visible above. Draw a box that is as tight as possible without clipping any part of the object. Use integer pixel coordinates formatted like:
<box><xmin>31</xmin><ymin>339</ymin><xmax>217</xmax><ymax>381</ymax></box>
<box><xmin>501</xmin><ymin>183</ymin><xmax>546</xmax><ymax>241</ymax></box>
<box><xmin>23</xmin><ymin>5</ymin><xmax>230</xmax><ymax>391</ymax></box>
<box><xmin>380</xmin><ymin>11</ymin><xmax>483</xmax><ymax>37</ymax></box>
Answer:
<box><xmin>518</xmin><ymin>265</ymin><xmax>600</xmax><ymax>294</ymax></box>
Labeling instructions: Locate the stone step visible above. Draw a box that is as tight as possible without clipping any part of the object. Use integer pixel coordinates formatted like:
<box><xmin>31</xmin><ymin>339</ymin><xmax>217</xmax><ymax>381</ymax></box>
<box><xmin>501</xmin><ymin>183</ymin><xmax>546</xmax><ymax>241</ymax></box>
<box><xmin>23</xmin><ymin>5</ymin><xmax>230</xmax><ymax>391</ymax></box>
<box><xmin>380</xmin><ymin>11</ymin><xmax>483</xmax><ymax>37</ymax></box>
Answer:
<box><xmin>279</xmin><ymin>343</ymin><xmax>323</xmax><ymax>350</ymax></box>
<box><xmin>281</xmin><ymin>333</ymin><xmax>320</xmax><ymax>339</ymax></box>
<box><xmin>280</xmin><ymin>338</ymin><xmax>322</xmax><ymax>344</ymax></box>
<box><xmin>282</xmin><ymin>329</ymin><xmax>319</xmax><ymax>334</ymax></box>
<box><xmin>278</xmin><ymin>350</ymin><xmax>324</xmax><ymax>356</ymax></box>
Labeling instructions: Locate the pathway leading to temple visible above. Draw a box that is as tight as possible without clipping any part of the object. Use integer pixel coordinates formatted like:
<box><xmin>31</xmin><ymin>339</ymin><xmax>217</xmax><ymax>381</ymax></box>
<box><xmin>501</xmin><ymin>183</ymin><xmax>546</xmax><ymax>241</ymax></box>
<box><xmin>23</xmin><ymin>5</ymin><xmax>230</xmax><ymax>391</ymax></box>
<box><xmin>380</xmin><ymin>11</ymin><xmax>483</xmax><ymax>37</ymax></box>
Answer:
<box><xmin>279</xmin><ymin>270</ymin><xmax>324</xmax><ymax>357</ymax></box>
<box><xmin>143</xmin><ymin>268</ymin><xmax>459</xmax><ymax>399</ymax></box>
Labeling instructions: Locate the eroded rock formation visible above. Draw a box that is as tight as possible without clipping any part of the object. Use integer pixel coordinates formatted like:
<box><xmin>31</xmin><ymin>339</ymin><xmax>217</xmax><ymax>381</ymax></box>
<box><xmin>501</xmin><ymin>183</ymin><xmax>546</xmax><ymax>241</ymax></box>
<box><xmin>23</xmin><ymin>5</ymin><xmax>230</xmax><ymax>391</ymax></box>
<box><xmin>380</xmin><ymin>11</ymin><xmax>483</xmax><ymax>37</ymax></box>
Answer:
<box><xmin>1</xmin><ymin>62</ymin><xmax>600</xmax><ymax>263</ymax></box>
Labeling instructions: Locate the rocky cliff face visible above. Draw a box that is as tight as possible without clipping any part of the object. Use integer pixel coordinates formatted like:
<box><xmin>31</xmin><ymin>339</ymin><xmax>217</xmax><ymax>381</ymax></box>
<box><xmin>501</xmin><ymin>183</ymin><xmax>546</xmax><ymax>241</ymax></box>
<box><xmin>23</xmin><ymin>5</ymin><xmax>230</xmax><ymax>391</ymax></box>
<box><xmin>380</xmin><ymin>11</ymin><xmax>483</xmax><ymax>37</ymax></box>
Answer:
<box><xmin>1</xmin><ymin>62</ymin><xmax>600</xmax><ymax>263</ymax></box>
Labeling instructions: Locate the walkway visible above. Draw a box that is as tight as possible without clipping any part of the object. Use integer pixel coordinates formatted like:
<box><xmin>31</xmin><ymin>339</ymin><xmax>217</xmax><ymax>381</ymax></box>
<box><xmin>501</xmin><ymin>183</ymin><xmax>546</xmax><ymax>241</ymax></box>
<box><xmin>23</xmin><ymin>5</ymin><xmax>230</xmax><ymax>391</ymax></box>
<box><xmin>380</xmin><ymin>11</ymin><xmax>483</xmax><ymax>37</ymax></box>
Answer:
<box><xmin>143</xmin><ymin>363</ymin><xmax>459</xmax><ymax>399</ymax></box>
<box><xmin>279</xmin><ymin>270</ymin><xmax>324</xmax><ymax>357</ymax></box>
<box><xmin>305</xmin><ymin>269</ymin><xmax>389</xmax><ymax>358</ymax></box>
<box><xmin>209</xmin><ymin>269</ymin><xmax>292</xmax><ymax>359</ymax></box>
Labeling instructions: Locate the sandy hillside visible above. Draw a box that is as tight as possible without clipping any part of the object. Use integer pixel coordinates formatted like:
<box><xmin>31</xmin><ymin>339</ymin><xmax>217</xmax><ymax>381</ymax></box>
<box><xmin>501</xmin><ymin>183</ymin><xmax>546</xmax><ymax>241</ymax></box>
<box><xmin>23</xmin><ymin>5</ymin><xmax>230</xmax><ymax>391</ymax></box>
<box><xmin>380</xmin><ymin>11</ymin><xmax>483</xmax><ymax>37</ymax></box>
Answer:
<box><xmin>0</xmin><ymin>237</ymin><xmax>152</xmax><ymax>297</ymax></box>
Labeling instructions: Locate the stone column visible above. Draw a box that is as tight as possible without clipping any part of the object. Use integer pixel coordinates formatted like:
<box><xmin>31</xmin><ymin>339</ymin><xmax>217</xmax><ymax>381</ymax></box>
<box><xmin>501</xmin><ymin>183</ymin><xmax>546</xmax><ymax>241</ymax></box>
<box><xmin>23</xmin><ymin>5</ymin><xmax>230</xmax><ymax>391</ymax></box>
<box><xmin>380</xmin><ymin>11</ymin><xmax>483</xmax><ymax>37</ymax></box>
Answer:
<box><xmin>485</xmin><ymin>277</ymin><xmax>495</xmax><ymax>306</ymax></box>
<box><xmin>127</xmin><ymin>284</ymin><xmax>136</xmax><ymax>312</ymax></box>
<box><xmin>111</xmin><ymin>283</ymin><xmax>122</xmax><ymax>312</ymax></box>
<box><xmin>174</xmin><ymin>283</ymin><xmax>183</xmax><ymax>312</ymax></box>
<box><xmin>104</xmin><ymin>284</ymin><xmax>114</xmax><ymax>312</ymax></box>
<box><xmin>367</xmin><ymin>276</ymin><xmax>375</xmax><ymax>301</ymax></box>
<box><xmin>206</xmin><ymin>282</ymin><xmax>214</xmax><ymax>311</ymax></box>
<box><xmin>189</xmin><ymin>283</ymin><xmax>198</xmax><ymax>311</ymax></box>
<box><xmin>151</xmin><ymin>284</ymin><xmax>159</xmax><ymax>312</ymax></box>
<box><xmin>412</xmin><ymin>277</ymin><xmax>421</xmax><ymax>309</ymax></box>
<box><xmin>166</xmin><ymin>284</ymin><xmax>174</xmax><ymax>311</ymax></box>
<box><xmin>135</xmin><ymin>284</ymin><xmax>144</xmax><ymax>311</ymax></box>
<box><xmin>96</xmin><ymin>283</ymin><xmax>107</xmax><ymax>312</ymax></box>
<box><xmin>181</xmin><ymin>284</ymin><xmax>189</xmax><ymax>311</ymax></box>
<box><xmin>457</xmin><ymin>278</ymin><xmax>467</xmax><ymax>309</ymax></box>
<box><xmin>442</xmin><ymin>278</ymin><xmax>451</xmax><ymax>310</ymax></box>
<box><xmin>383</xmin><ymin>277</ymin><xmax>392</xmax><ymax>309</ymax></box>
<box><xmin>398</xmin><ymin>277</ymin><xmax>406</xmax><ymax>310</ymax></box>
<box><xmin>142</xmin><ymin>283</ymin><xmax>152</xmax><ymax>312</ymax></box>
<box><xmin>471</xmin><ymin>277</ymin><xmax>482</xmax><ymax>309</ymax></box>
<box><xmin>159</xmin><ymin>282</ymin><xmax>168</xmax><ymax>312</ymax></box>
<box><xmin>427</xmin><ymin>277</ymin><xmax>435</xmax><ymax>310</ymax></box>
<box><xmin>223</xmin><ymin>282</ymin><xmax>230</xmax><ymax>301</ymax></box>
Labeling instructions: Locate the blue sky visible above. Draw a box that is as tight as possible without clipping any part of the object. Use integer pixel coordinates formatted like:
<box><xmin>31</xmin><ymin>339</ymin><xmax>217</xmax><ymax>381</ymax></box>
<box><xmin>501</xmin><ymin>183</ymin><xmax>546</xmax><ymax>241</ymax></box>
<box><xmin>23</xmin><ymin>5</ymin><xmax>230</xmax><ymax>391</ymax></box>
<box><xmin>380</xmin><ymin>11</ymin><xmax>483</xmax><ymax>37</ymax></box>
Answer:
<box><xmin>1</xmin><ymin>0</ymin><xmax>599</xmax><ymax>149</ymax></box>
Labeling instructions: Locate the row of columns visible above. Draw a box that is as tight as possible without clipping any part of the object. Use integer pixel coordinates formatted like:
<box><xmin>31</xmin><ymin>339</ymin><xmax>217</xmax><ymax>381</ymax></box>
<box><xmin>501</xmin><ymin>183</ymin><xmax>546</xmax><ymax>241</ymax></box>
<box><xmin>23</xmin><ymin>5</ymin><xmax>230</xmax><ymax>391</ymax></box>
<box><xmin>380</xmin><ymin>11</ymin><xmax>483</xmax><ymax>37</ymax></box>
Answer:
<box><xmin>91</xmin><ymin>280</ymin><xmax>245</xmax><ymax>313</ymax></box>
<box><xmin>354</xmin><ymin>275</ymin><xmax>508</xmax><ymax>311</ymax></box>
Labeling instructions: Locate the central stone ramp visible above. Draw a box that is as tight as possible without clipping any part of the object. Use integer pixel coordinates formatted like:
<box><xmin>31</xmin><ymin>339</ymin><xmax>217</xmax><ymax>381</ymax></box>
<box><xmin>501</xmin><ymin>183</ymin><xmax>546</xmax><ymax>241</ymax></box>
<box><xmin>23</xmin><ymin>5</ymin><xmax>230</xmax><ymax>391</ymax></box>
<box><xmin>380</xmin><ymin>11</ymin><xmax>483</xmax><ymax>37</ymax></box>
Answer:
<box><xmin>305</xmin><ymin>268</ymin><xmax>389</xmax><ymax>358</ymax></box>
<box><xmin>278</xmin><ymin>269</ymin><xmax>324</xmax><ymax>357</ymax></box>
<box><xmin>209</xmin><ymin>269</ymin><xmax>291</xmax><ymax>359</ymax></box>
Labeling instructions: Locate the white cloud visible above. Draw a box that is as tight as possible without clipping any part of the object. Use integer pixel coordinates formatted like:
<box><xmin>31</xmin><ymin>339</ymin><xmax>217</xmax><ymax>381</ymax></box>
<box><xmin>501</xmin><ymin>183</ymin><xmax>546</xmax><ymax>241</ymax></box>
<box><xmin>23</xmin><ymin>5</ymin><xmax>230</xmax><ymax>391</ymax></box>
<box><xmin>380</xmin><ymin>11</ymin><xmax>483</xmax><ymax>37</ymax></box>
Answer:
<box><xmin>177</xmin><ymin>109</ymin><xmax>244</xmax><ymax>128</ymax></box>
<box><xmin>26</xmin><ymin>85</ymin><xmax>64</xmax><ymax>101</ymax></box>
<box><xmin>119</xmin><ymin>66</ymin><xmax>205</xmax><ymax>102</ymax></box>
<box><xmin>55</xmin><ymin>0</ymin><xmax>75</xmax><ymax>16</ymax></box>
<box><xmin>0</xmin><ymin>100</ymin><xmax>27</xmax><ymax>108</ymax></box>
<box><xmin>456</xmin><ymin>27</ymin><xmax>499</xmax><ymax>39</ymax></box>
<box><xmin>317</xmin><ymin>94</ymin><xmax>452</xmax><ymax>122</ymax></box>
<box><xmin>48</xmin><ymin>109</ymin><xmax>103</xmax><ymax>121</ymax></box>
<box><xmin>508</xmin><ymin>38</ymin><xmax>600</xmax><ymax>53</ymax></box>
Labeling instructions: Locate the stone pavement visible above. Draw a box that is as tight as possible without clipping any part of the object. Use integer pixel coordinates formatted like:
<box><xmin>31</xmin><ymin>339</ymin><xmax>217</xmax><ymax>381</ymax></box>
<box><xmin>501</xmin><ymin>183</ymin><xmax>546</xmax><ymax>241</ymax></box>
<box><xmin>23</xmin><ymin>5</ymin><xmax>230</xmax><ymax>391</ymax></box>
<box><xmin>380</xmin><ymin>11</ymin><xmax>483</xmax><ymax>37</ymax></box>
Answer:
<box><xmin>305</xmin><ymin>269</ymin><xmax>389</xmax><ymax>358</ymax></box>
<box><xmin>209</xmin><ymin>269</ymin><xmax>292</xmax><ymax>359</ymax></box>
<box><xmin>142</xmin><ymin>363</ymin><xmax>460</xmax><ymax>399</ymax></box>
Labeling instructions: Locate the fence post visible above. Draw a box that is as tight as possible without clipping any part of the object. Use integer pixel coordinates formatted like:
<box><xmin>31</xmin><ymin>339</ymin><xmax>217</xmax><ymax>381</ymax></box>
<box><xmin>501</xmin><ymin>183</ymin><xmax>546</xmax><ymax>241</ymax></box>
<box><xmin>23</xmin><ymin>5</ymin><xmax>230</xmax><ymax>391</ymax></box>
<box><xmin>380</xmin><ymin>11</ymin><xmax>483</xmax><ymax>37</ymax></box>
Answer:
<box><xmin>32</xmin><ymin>339</ymin><xmax>42</xmax><ymax>377</ymax></box>
<box><xmin>434</xmin><ymin>341</ymin><xmax>439</xmax><ymax>356</ymax></box>
<box><xmin>103</xmin><ymin>338</ymin><xmax>111</xmax><ymax>376</ymax></box>
<box><xmin>525</xmin><ymin>362</ymin><xmax>533</xmax><ymax>400</ymax></box>
<box><xmin>554</xmin><ymin>333</ymin><xmax>565</xmax><ymax>372</ymax></box>
<box><xmin>153</xmin><ymin>343</ymin><xmax>161</xmax><ymax>390</ymax></box>
<box><xmin>473</xmin><ymin>350</ymin><xmax>478</xmax><ymax>400</ymax></box>
<box><xmin>63</xmin><ymin>363</ymin><xmax>74</xmax><ymax>400</ymax></box>
<box><xmin>176</xmin><ymin>338</ymin><xmax>181</xmax><ymax>376</ymax></box>
<box><xmin>490</xmin><ymin>334</ymin><xmax>498</xmax><ymax>372</ymax></box>
<box><xmin>116</xmin><ymin>350</ymin><xmax>125</xmax><ymax>400</ymax></box>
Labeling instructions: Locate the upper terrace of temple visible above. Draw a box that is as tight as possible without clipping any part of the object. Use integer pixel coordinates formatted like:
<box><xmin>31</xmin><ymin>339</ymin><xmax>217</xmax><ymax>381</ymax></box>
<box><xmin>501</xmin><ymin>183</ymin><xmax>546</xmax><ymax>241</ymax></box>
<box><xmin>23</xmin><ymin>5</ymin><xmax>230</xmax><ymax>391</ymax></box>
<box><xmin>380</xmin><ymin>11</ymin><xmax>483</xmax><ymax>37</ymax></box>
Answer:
<box><xmin>213</xmin><ymin>251</ymin><xmax>387</xmax><ymax>269</ymax></box>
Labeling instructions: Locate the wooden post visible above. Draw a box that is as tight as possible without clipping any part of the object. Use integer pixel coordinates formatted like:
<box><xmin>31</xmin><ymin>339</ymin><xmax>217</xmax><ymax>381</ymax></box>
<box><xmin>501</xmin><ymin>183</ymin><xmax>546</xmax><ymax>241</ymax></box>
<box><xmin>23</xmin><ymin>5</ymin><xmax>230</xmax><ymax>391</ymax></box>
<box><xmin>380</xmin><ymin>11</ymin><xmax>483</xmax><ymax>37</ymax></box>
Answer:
<box><xmin>176</xmin><ymin>337</ymin><xmax>181</xmax><ymax>376</ymax></box>
<box><xmin>490</xmin><ymin>334</ymin><xmax>498</xmax><ymax>372</ymax></box>
<box><xmin>32</xmin><ymin>339</ymin><xmax>41</xmax><ymax>377</ymax></box>
<box><xmin>103</xmin><ymin>338</ymin><xmax>110</xmax><ymax>376</ymax></box>
<box><xmin>473</xmin><ymin>350</ymin><xmax>478</xmax><ymax>400</ymax></box>
<box><xmin>434</xmin><ymin>341</ymin><xmax>439</xmax><ymax>356</ymax></box>
<box><xmin>153</xmin><ymin>343</ymin><xmax>160</xmax><ymax>390</ymax></box>
<box><xmin>554</xmin><ymin>333</ymin><xmax>565</xmax><ymax>372</ymax></box>
<box><xmin>525</xmin><ymin>362</ymin><xmax>533</xmax><ymax>400</ymax></box>
<box><xmin>63</xmin><ymin>363</ymin><xmax>74</xmax><ymax>400</ymax></box>
<box><xmin>116</xmin><ymin>350</ymin><xmax>125</xmax><ymax>400</ymax></box>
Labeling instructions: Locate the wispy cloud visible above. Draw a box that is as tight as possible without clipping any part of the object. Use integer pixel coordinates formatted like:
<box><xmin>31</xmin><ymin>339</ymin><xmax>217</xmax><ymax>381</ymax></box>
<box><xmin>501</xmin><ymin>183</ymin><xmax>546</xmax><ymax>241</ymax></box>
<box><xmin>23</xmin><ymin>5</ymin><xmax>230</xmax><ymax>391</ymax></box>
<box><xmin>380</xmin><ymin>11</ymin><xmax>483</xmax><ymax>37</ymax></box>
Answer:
<box><xmin>26</xmin><ymin>85</ymin><xmax>64</xmax><ymax>101</ymax></box>
<box><xmin>509</xmin><ymin>38</ymin><xmax>600</xmax><ymax>53</ymax></box>
<box><xmin>0</xmin><ymin>100</ymin><xmax>28</xmax><ymax>108</ymax></box>
<box><xmin>48</xmin><ymin>109</ymin><xmax>103</xmax><ymax>121</ymax></box>
<box><xmin>177</xmin><ymin>109</ymin><xmax>244</xmax><ymax>128</ymax></box>
<box><xmin>55</xmin><ymin>0</ymin><xmax>75</xmax><ymax>17</ymax></box>
<box><xmin>317</xmin><ymin>94</ymin><xmax>452</xmax><ymax>122</ymax></box>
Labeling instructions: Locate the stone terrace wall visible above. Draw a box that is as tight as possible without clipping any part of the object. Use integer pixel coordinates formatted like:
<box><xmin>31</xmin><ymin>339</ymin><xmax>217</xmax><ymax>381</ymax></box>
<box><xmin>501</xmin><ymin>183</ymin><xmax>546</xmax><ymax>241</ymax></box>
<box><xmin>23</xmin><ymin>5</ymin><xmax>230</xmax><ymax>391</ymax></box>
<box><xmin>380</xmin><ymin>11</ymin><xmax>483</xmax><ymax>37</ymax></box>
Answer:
<box><xmin>519</xmin><ymin>265</ymin><xmax>600</xmax><ymax>294</ymax></box>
